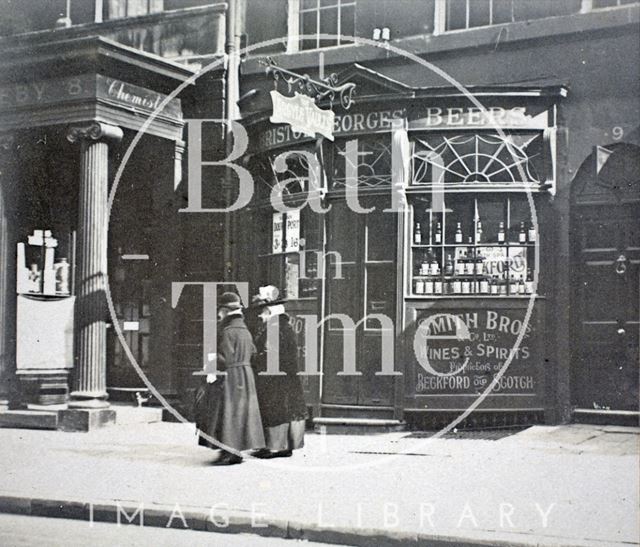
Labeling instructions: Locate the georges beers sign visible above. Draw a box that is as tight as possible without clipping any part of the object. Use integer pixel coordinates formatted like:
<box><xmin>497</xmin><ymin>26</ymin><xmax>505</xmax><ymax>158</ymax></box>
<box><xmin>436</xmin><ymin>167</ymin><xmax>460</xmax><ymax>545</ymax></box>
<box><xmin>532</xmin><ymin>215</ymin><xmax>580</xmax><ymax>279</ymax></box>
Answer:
<box><xmin>270</xmin><ymin>90</ymin><xmax>335</xmax><ymax>141</ymax></box>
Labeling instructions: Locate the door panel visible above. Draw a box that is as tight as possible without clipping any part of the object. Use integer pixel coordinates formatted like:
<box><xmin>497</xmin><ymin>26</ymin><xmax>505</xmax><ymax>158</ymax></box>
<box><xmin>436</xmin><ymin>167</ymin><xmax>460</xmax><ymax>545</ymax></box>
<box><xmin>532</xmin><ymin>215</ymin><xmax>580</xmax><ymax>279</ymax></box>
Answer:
<box><xmin>322</xmin><ymin>200</ymin><xmax>398</xmax><ymax>407</ymax></box>
<box><xmin>573</xmin><ymin>206</ymin><xmax>640</xmax><ymax>411</ymax></box>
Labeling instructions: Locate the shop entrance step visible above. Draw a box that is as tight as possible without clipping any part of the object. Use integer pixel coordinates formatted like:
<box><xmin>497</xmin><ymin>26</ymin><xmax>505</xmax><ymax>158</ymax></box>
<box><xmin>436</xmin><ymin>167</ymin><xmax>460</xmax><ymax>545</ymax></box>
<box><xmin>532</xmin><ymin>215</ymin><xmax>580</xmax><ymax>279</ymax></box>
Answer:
<box><xmin>573</xmin><ymin>408</ymin><xmax>640</xmax><ymax>427</ymax></box>
<box><xmin>313</xmin><ymin>417</ymin><xmax>405</xmax><ymax>435</ymax></box>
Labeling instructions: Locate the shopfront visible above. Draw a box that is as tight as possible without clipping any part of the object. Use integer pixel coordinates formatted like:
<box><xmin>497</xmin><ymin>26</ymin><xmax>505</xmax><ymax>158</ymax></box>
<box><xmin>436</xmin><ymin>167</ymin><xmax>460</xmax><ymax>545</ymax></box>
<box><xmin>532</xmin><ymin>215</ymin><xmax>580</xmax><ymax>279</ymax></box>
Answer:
<box><xmin>0</xmin><ymin>35</ymin><xmax>192</xmax><ymax>417</ymax></box>
<box><xmin>237</xmin><ymin>67</ymin><xmax>565</xmax><ymax>426</ymax></box>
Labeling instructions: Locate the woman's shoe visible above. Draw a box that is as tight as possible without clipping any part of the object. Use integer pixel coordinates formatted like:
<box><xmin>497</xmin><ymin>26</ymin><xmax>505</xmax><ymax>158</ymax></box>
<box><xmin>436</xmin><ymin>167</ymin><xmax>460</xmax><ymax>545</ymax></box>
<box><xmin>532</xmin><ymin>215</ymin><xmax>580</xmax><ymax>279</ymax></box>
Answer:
<box><xmin>270</xmin><ymin>450</ymin><xmax>292</xmax><ymax>458</ymax></box>
<box><xmin>251</xmin><ymin>448</ymin><xmax>273</xmax><ymax>459</ymax></box>
<box><xmin>212</xmin><ymin>452</ymin><xmax>243</xmax><ymax>465</ymax></box>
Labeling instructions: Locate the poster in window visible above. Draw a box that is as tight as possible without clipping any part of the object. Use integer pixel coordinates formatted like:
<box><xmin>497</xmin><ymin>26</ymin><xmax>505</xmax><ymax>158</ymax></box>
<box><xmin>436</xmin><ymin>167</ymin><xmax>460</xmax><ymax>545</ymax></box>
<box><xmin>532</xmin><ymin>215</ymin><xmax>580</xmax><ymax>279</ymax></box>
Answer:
<box><xmin>285</xmin><ymin>257</ymin><xmax>299</xmax><ymax>300</ymax></box>
<box><xmin>285</xmin><ymin>210</ymin><xmax>301</xmax><ymax>253</ymax></box>
<box><xmin>272</xmin><ymin>212</ymin><xmax>284</xmax><ymax>254</ymax></box>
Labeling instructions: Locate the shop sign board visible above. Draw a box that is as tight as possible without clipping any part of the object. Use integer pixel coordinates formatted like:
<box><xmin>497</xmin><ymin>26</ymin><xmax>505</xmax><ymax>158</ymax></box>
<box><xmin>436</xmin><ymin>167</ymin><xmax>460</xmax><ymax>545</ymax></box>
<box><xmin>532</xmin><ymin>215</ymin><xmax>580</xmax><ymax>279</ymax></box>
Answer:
<box><xmin>412</xmin><ymin>307</ymin><xmax>542</xmax><ymax>407</ymax></box>
<box><xmin>270</xmin><ymin>90</ymin><xmax>335</xmax><ymax>141</ymax></box>
<box><xmin>0</xmin><ymin>74</ymin><xmax>181</xmax><ymax>118</ymax></box>
<box><xmin>409</xmin><ymin>107</ymin><xmax>550</xmax><ymax>131</ymax></box>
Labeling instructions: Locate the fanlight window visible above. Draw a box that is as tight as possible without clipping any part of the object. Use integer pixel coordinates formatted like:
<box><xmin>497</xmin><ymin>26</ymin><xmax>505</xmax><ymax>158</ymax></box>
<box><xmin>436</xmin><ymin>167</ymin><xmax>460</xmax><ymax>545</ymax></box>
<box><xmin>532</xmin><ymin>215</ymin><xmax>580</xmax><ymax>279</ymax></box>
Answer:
<box><xmin>412</xmin><ymin>132</ymin><xmax>544</xmax><ymax>190</ymax></box>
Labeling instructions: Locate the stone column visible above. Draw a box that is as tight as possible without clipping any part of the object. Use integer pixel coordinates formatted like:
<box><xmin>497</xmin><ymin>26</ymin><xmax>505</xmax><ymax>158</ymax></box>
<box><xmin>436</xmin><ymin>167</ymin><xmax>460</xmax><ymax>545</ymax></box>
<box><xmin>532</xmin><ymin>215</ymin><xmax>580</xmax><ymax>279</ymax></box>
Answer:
<box><xmin>0</xmin><ymin>134</ymin><xmax>17</xmax><ymax>410</ymax></box>
<box><xmin>65</xmin><ymin>122</ymin><xmax>123</xmax><ymax>415</ymax></box>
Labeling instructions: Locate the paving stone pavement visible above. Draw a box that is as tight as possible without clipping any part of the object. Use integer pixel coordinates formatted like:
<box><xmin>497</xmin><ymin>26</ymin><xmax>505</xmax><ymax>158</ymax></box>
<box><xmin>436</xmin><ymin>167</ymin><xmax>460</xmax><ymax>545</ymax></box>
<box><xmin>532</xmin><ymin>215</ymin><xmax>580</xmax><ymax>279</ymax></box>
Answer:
<box><xmin>0</xmin><ymin>420</ymin><xmax>637</xmax><ymax>546</ymax></box>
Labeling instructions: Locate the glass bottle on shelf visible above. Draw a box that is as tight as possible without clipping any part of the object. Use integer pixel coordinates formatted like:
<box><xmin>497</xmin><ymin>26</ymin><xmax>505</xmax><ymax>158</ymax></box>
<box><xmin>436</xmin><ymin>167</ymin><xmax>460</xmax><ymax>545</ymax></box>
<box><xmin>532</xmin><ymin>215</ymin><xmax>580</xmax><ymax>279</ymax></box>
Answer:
<box><xmin>490</xmin><ymin>277</ymin><xmax>499</xmax><ymax>295</ymax></box>
<box><xmin>434</xmin><ymin>222</ymin><xmax>442</xmax><ymax>245</ymax></box>
<box><xmin>528</xmin><ymin>222</ymin><xmax>536</xmax><ymax>242</ymax></box>
<box><xmin>430</xmin><ymin>254</ymin><xmax>440</xmax><ymax>276</ymax></box>
<box><xmin>518</xmin><ymin>274</ymin><xmax>526</xmax><ymax>295</ymax></box>
<box><xmin>525</xmin><ymin>268</ymin><xmax>534</xmax><ymax>294</ymax></box>
<box><xmin>519</xmin><ymin>222</ymin><xmax>527</xmax><ymax>243</ymax></box>
<box><xmin>498</xmin><ymin>222</ymin><xmax>505</xmax><ymax>244</ymax></box>
<box><xmin>479</xmin><ymin>275</ymin><xmax>489</xmax><ymax>294</ymax></box>
<box><xmin>455</xmin><ymin>222</ymin><xmax>463</xmax><ymax>243</ymax></box>
<box><xmin>424</xmin><ymin>276</ymin><xmax>434</xmax><ymax>294</ymax></box>
<box><xmin>434</xmin><ymin>277</ymin><xmax>443</xmax><ymax>295</ymax></box>
<box><xmin>445</xmin><ymin>254</ymin><xmax>454</xmax><ymax>276</ymax></box>
<box><xmin>414</xmin><ymin>222</ymin><xmax>422</xmax><ymax>244</ymax></box>
<box><xmin>465</xmin><ymin>238</ymin><xmax>474</xmax><ymax>274</ymax></box>
<box><xmin>455</xmin><ymin>251</ymin><xmax>464</xmax><ymax>275</ymax></box>
<box><xmin>419</xmin><ymin>251</ymin><xmax>429</xmax><ymax>276</ymax></box>
<box><xmin>476</xmin><ymin>221</ymin><xmax>483</xmax><ymax>243</ymax></box>
<box><xmin>415</xmin><ymin>279</ymin><xmax>425</xmax><ymax>294</ymax></box>
<box><xmin>452</xmin><ymin>277</ymin><xmax>461</xmax><ymax>294</ymax></box>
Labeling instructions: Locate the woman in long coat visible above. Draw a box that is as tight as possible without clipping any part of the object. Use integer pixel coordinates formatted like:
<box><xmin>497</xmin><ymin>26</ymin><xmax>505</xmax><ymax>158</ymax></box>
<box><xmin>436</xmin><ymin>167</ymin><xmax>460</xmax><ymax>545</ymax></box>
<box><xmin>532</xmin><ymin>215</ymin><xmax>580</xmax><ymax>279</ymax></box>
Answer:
<box><xmin>252</xmin><ymin>286</ymin><xmax>306</xmax><ymax>458</ymax></box>
<box><xmin>196</xmin><ymin>292</ymin><xmax>265</xmax><ymax>465</ymax></box>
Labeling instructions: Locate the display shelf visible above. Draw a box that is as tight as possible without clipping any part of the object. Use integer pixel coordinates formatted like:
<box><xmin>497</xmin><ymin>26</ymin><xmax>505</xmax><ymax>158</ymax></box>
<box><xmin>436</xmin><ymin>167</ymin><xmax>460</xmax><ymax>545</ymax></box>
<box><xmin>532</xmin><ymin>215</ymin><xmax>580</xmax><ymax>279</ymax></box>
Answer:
<box><xmin>407</xmin><ymin>197</ymin><xmax>537</xmax><ymax>298</ymax></box>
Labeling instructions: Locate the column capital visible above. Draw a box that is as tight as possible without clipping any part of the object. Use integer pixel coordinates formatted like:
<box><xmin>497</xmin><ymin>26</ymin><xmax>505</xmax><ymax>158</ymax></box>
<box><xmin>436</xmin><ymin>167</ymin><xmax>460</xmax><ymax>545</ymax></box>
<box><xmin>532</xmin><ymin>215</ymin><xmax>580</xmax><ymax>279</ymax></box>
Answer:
<box><xmin>67</xmin><ymin>122</ymin><xmax>123</xmax><ymax>145</ymax></box>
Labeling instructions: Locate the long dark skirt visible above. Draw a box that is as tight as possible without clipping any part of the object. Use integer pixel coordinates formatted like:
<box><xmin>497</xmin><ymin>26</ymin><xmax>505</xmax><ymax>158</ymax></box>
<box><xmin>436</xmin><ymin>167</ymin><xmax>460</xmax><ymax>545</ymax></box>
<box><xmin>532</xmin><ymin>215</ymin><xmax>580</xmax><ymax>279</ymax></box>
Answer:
<box><xmin>256</xmin><ymin>375</ymin><xmax>306</xmax><ymax>451</ymax></box>
<box><xmin>196</xmin><ymin>365</ymin><xmax>265</xmax><ymax>452</ymax></box>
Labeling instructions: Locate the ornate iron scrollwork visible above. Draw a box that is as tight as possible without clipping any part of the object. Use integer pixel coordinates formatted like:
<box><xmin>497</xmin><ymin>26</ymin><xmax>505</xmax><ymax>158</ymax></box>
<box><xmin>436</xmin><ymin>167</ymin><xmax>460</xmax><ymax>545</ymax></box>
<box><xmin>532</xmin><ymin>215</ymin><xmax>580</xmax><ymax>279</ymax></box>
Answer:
<box><xmin>261</xmin><ymin>57</ymin><xmax>356</xmax><ymax>110</ymax></box>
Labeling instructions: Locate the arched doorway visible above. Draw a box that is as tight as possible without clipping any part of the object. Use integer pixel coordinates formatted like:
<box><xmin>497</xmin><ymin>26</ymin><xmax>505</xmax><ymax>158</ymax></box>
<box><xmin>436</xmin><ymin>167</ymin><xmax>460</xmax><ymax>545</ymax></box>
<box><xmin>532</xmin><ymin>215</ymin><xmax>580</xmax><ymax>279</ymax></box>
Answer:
<box><xmin>571</xmin><ymin>142</ymin><xmax>640</xmax><ymax>423</ymax></box>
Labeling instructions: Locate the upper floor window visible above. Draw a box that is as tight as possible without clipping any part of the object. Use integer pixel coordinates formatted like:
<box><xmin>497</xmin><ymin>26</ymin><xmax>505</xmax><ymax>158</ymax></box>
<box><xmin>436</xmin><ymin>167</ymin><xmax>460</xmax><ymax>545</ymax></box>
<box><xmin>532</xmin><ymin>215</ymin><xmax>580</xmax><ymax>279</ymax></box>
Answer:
<box><xmin>291</xmin><ymin>0</ymin><xmax>356</xmax><ymax>51</ymax></box>
<box><xmin>435</xmin><ymin>0</ymin><xmax>590</xmax><ymax>33</ymax></box>
<box><xmin>106</xmin><ymin>0</ymin><xmax>164</xmax><ymax>19</ymax></box>
<box><xmin>435</xmin><ymin>0</ymin><xmax>639</xmax><ymax>34</ymax></box>
<box><xmin>588</xmin><ymin>0</ymin><xmax>639</xmax><ymax>9</ymax></box>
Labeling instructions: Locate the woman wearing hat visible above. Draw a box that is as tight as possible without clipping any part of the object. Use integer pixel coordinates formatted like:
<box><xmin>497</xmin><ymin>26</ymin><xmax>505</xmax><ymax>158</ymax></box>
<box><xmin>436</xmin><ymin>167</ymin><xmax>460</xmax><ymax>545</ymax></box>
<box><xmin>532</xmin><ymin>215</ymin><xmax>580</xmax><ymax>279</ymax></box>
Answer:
<box><xmin>197</xmin><ymin>291</ymin><xmax>265</xmax><ymax>465</ymax></box>
<box><xmin>252</xmin><ymin>286</ymin><xmax>306</xmax><ymax>458</ymax></box>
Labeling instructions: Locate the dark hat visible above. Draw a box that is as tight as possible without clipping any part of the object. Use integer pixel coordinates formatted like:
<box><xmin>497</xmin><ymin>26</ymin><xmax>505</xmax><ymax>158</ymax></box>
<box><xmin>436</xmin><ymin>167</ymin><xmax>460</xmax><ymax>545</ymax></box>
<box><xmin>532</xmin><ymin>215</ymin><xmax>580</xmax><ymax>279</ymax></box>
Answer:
<box><xmin>251</xmin><ymin>285</ymin><xmax>287</xmax><ymax>309</ymax></box>
<box><xmin>218</xmin><ymin>292</ymin><xmax>243</xmax><ymax>310</ymax></box>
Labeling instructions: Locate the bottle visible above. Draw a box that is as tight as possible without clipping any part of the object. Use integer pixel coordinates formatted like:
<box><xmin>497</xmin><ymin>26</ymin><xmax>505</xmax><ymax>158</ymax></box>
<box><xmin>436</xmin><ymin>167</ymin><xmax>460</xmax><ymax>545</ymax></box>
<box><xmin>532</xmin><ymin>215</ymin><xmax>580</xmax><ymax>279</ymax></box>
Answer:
<box><xmin>525</xmin><ymin>268</ymin><xmax>534</xmax><ymax>294</ymax></box>
<box><xmin>434</xmin><ymin>222</ymin><xmax>442</xmax><ymax>244</ymax></box>
<box><xmin>424</xmin><ymin>279</ymin><xmax>434</xmax><ymax>294</ymax></box>
<box><xmin>498</xmin><ymin>222</ymin><xmax>505</xmax><ymax>244</ymax></box>
<box><xmin>519</xmin><ymin>222</ymin><xmax>526</xmax><ymax>243</ymax></box>
<box><xmin>54</xmin><ymin>258</ymin><xmax>70</xmax><ymax>294</ymax></box>
<box><xmin>414</xmin><ymin>222</ymin><xmax>422</xmax><ymax>244</ymax></box>
<box><xmin>479</xmin><ymin>277</ymin><xmax>489</xmax><ymax>294</ymax></box>
<box><xmin>455</xmin><ymin>252</ymin><xmax>464</xmax><ymax>275</ymax></box>
<box><xmin>528</xmin><ymin>223</ymin><xmax>536</xmax><ymax>242</ymax></box>
<box><xmin>430</xmin><ymin>257</ymin><xmax>440</xmax><ymax>276</ymax></box>
<box><xmin>434</xmin><ymin>279</ymin><xmax>443</xmax><ymax>294</ymax></box>
<box><xmin>518</xmin><ymin>275</ymin><xmax>526</xmax><ymax>295</ymax></box>
<box><xmin>455</xmin><ymin>222</ymin><xmax>463</xmax><ymax>243</ymax></box>
<box><xmin>28</xmin><ymin>263</ymin><xmax>41</xmax><ymax>293</ymax></box>
<box><xmin>416</xmin><ymin>280</ymin><xmax>425</xmax><ymax>294</ymax></box>
<box><xmin>445</xmin><ymin>254</ymin><xmax>454</xmax><ymax>276</ymax></box>
<box><xmin>476</xmin><ymin>221</ymin><xmax>483</xmax><ymax>243</ymax></box>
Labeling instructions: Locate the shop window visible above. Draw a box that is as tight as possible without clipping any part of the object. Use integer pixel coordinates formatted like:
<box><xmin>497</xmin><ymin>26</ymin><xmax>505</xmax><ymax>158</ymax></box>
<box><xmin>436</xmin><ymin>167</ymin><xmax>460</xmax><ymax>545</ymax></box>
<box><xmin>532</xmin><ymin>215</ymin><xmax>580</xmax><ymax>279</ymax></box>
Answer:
<box><xmin>292</xmin><ymin>0</ymin><xmax>357</xmax><ymax>51</ymax></box>
<box><xmin>435</xmin><ymin>0</ymin><xmax>582</xmax><ymax>33</ymax></box>
<box><xmin>331</xmin><ymin>136</ymin><xmax>392</xmax><ymax>190</ymax></box>
<box><xmin>259</xmin><ymin>206</ymin><xmax>322</xmax><ymax>300</ymax></box>
<box><xmin>408</xmin><ymin>194</ymin><xmax>537</xmax><ymax>297</ymax></box>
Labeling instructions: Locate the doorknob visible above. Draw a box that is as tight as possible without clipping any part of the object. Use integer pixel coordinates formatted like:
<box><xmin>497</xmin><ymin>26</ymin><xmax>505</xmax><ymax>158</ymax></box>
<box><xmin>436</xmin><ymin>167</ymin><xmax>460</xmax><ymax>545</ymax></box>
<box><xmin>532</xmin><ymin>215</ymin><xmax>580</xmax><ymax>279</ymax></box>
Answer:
<box><xmin>615</xmin><ymin>254</ymin><xmax>627</xmax><ymax>275</ymax></box>
<box><xmin>617</xmin><ymin>327</ymin><xmax>626</xmax><ymax>335</ymax></box>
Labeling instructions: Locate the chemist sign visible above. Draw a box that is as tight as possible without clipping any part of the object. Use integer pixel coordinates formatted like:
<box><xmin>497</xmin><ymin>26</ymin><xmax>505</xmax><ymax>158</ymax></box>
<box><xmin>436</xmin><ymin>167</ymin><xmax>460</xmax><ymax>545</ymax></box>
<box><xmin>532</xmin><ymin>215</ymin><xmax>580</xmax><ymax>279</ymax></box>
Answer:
<box><xmin>270</xmin><ymin>90</ymin><xmax>335</xmax><ymax>141</ymax></box>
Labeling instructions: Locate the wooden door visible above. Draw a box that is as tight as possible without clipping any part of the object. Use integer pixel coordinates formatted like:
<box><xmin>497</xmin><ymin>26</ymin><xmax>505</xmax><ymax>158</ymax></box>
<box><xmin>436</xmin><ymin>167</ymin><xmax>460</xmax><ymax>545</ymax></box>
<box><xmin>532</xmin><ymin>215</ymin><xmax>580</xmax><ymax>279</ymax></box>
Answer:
<box><xmin>572</xmin><ymin>206</ymin><xmax>639</xmax><ymax>411</ymax></box>
<box><xmin>322</xmin><ymin>200</ymin><xmax>397</xmax><ymax>406</ymax></box>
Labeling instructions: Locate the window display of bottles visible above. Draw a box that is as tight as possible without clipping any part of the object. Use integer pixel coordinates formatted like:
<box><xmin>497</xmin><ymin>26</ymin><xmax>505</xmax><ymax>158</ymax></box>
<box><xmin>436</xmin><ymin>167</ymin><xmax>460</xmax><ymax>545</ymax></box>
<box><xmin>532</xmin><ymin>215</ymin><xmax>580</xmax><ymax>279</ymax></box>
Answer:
<box><xmin>409</xmin><ymin>205</ymin><xmax>538</xmax><ymax>297</ymax></box>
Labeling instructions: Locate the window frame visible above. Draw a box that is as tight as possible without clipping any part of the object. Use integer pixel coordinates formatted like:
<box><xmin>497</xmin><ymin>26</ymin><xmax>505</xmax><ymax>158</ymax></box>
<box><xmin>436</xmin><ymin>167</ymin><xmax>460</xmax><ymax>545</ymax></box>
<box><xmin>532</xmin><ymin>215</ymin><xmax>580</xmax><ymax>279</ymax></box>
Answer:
<box><xmin>287</xmin><ymin>0</ymin><xmax>357</xmax><ymax>53</ymax></box>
